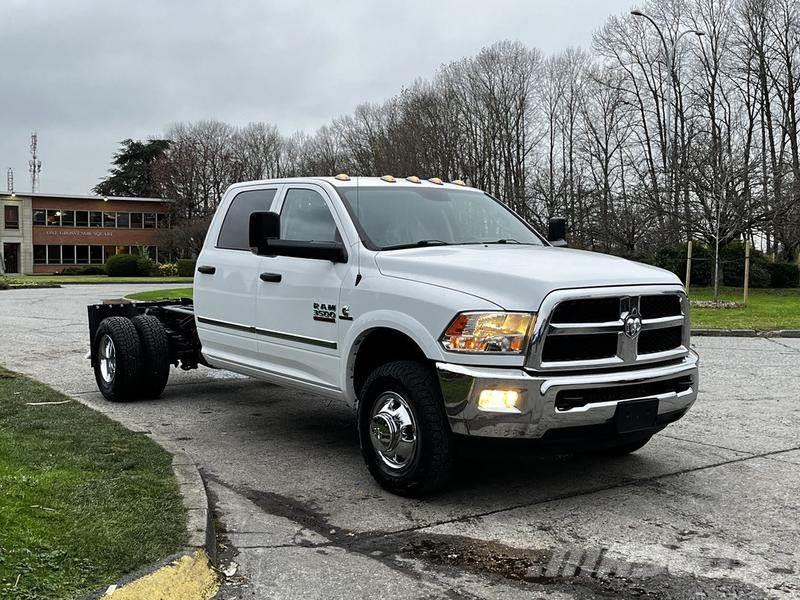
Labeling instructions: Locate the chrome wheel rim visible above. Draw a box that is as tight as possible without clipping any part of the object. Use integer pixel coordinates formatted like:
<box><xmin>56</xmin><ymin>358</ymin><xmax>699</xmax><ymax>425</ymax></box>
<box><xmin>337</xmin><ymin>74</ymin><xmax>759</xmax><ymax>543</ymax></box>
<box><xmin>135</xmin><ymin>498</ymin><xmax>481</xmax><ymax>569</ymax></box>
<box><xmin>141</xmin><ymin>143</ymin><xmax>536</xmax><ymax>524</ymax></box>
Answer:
<box><xmin>98</xmin><ymin>334</ymin><xmax>116</xmax><ymax>384</ymax></box>
<box><xmin>369</xmin><ymin>392</ymin><xmax>417</xmax><ymax>470</ymax></box>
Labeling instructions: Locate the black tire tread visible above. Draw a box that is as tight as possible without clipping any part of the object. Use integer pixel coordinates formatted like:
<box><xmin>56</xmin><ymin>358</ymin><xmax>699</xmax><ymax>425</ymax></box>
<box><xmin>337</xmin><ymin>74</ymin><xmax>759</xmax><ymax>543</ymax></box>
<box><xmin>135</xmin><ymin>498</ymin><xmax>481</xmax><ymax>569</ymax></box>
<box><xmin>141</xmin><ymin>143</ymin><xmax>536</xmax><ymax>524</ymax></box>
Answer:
<box><xmin>359</xmin><ymin>360</ymin><xmax>453</xmax><ymax>496</ymax></box>
<box><xmin>93</xmin><ymin>316</ymin><xmax>143</xmax><ymax>402</ymax></box>
<box><xmin>131</xmin><ymin>314</ymin><xmax>171</xmax><ymax>399</ymax></box>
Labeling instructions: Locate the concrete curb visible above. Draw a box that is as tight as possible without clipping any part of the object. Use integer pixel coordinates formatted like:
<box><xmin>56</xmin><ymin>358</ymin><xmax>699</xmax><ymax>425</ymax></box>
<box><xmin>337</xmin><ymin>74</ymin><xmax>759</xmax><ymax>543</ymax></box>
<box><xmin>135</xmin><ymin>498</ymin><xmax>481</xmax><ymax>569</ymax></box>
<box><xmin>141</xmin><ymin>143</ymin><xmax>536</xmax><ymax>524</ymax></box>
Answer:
<box><xmin>158</xmin><ymin>441</ymin><xmax>217</xmax><ymax>563</ymax></box>
<box><xmin>84</xmin><ymin>439</ymin><xmax>217</xmax><ymax>599</ymax></box>
<box><xmin>691</xmin><ymin>328</ymin><xmax>800</xmax><ymax>338</ymax></box>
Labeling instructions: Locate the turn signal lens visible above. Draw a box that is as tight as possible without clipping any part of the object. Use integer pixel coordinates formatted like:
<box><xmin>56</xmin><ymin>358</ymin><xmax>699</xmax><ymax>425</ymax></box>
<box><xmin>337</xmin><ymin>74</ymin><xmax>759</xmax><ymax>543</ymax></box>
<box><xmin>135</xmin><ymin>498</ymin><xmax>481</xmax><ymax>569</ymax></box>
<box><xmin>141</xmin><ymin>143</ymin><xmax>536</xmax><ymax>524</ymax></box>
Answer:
<box><xmin>478</xmin><ymin>389</ymin><xmax>521</xmax><ymax>413</ymax></box>
<box><xmin>441</xmin><ymin>312</ymin><xmax>536</xmax><ymax>353</ymax></box>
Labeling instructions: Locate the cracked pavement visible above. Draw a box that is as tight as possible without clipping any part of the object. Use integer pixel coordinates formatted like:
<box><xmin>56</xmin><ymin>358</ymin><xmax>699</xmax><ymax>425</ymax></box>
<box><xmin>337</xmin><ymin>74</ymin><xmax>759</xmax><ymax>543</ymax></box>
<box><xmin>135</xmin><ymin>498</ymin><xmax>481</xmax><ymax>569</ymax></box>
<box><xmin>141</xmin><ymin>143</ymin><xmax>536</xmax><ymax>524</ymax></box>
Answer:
<box><xmin>1</xmin><ymin>284</ymin><xmax>798</xmax><ymax>599</ymax></box>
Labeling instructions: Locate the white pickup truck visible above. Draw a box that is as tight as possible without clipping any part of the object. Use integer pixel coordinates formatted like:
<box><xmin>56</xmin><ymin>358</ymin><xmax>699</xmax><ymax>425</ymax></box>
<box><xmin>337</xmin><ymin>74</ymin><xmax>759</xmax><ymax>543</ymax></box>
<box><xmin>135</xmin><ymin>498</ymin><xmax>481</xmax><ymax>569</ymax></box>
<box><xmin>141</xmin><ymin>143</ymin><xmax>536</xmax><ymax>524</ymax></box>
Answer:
<box><xmin>87</xmin><ymin>176</ymin><xmax>699</xmax><ymax>495</ymax></box>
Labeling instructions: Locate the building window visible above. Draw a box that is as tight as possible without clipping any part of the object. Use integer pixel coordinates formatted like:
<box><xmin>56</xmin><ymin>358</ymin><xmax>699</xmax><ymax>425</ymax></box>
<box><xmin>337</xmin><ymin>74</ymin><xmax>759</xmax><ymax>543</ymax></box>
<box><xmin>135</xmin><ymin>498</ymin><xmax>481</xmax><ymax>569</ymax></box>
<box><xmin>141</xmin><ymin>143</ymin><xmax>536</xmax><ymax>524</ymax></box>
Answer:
<box><xmin>61</xmin><ymin>210</ymin><xmax>75</xmax><ymax>227</ymax></box>
<box><xmin>4</xmin><ymin>205</ymin><xmax>19</xmax><ymax>229</ymax></box>
<box><xmin>62</xmin><ymin>245</ymin><xmax>76</xmax><ymax>264</ymax></box>
<box><xmin>33</xmin><ymin>245</ymin><xmax>46</xmax><ymax>264</ymax></box>
<box><xmin>90</xmin><ymin>245</ymin><xmax>102</xmax><ymax>264</ymax></box>
<box><xmin>103</xmin><ymin>212</ymin><xmax>117</xmax><ymax>228</ymax></box>
<box><xmin>75</xmin><ymin>211</ymin><xmax>89</xmax><ymax>227</ymax></box>
<box><xmin>76</xmin><ymin>246</ymin><xmax>89</xmax><ymax>264</ymax></box>
<box><xmin>47</xmin><ymin>209</ymin><xmax>61</xmax><ymax>227</ymax></box>
<box><xmin>131</xmin><ymin>212</ymin><xmax>143</xmax><ymax>228</ymax></box>
<box><xmin>144</xmin><ymin>213</ymin><xmax>156</xmax><ymax>229</ymax></box>
<box><xmin>47</xmin><ymin>245</ymin><xmax>61</xmax><ymax>264</ymax></box>
<box><xmin>33</xmin><ymin>209</ymin><xmax>46</xmax><ymax>226</ymax></box>
<box><xmin>89</xmin><ymin>211</ymin><xmax>102</xmax><ymax>227</ymax></box>
<box><xmin>117</xmin><ymin>212</ymin><xmax>130</xmax><ymax>228</ymax></box>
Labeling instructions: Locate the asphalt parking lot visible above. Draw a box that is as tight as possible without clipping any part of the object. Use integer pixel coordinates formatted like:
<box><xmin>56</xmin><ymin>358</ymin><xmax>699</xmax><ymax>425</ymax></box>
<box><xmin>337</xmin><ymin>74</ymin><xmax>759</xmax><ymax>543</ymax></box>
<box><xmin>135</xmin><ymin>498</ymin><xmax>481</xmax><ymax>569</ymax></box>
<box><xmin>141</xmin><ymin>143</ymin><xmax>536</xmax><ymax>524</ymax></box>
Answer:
<box><xmin>1</xmin><ymin>284</ymin><xmax>798</xmax><ymax>599</ymax></box>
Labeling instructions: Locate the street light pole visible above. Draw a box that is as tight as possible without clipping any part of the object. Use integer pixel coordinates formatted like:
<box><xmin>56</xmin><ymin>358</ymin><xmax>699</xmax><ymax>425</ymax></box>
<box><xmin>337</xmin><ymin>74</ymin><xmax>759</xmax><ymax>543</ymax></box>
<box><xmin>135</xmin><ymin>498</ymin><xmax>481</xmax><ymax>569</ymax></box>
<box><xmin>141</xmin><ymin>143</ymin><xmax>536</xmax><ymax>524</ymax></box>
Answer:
<box><xmin>631</xmin><ymin>10</ymin><xmax>704</xmax><ymax>255</ymax></box>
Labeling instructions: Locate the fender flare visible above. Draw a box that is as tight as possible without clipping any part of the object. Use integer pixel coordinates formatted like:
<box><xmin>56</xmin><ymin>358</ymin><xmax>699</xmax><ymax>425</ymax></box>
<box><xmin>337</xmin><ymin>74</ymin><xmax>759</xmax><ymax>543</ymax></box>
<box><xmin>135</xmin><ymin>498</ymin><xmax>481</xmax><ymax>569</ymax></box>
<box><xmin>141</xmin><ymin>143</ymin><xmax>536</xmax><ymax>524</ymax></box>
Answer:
<box><xmin>340</xmin><ymin>310</ymin><xmax>446</xmax><ymax>406</ymax></box>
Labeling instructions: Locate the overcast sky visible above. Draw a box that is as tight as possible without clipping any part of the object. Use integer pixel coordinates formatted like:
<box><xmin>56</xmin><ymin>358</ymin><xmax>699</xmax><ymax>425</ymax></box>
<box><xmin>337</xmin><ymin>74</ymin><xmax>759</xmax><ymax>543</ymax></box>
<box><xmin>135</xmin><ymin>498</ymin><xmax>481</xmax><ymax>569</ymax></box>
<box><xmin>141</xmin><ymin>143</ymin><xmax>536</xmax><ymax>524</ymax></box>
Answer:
<box><xmin>0</xmin><ymin>0</ymin><xmax>633</xmax><ymax>195</ymax></box>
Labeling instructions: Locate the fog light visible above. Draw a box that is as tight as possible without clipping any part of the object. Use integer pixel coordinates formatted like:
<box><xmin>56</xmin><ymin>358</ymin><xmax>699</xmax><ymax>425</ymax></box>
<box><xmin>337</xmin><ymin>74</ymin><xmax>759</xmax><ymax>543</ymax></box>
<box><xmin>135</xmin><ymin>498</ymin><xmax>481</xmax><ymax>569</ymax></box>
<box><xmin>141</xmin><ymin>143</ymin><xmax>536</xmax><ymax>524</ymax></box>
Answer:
<box><xmin>478</xmin><ymin>389</ymin><xmax>521</xmax><ymax>413</ymax></box>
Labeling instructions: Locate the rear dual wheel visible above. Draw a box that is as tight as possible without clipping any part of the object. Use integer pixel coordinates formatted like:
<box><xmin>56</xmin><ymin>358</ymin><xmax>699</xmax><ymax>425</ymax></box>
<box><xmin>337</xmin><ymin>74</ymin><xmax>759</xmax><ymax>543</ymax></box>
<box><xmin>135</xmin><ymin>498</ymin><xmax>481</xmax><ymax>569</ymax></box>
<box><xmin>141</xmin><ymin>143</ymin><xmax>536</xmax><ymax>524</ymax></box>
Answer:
<box><xmin>93</xmin><ymin>315</ymin><xmax>170</xmax><ymax>402</ymax></box>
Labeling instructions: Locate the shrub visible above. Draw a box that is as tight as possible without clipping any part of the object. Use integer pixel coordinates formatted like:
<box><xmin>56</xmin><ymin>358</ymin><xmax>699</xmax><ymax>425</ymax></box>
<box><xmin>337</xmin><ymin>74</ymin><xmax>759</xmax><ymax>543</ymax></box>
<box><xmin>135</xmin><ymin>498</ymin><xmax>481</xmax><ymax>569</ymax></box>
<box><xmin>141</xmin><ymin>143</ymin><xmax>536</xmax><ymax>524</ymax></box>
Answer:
<box><xmin>81</xmin><ymin>265</ymin><xmax>107</xmax><ymax>275</ymax></box>
<box><xmin>767</xmin><ymin>261</ymin><xmax>800</xmax><ymax>288</ymax></box>
<box><xmin>136</xmin><ymin>256</ymin><xmax>159</xmax><ymax>277</ymax></box>
<box><xmin>106</xmin><ymin>254</ymin><xmax>148</xmax><ymax>277</ymax></box>
<box><xmin>719</xmin><ymin>242</ymin><xmax>771</xmax><ymax>287</ymax></box>
<box><xmin>176</xmin><ymin>258</ymin><xmax>196</xmax><ymax>278</ymax></box>
<box><xmin>641</xmin><ymin>243</ymin><xmax>713</xmax><ymax>286</ymax></box>
<box><xmin>61</xmin><ymin>265</ymin><xmax>106</xmax><ymax>276</ymax></box>
<box><xmin>158</xmin><ymin>262</ymin><xmax>179</xmax><ymax>277</ymax></box>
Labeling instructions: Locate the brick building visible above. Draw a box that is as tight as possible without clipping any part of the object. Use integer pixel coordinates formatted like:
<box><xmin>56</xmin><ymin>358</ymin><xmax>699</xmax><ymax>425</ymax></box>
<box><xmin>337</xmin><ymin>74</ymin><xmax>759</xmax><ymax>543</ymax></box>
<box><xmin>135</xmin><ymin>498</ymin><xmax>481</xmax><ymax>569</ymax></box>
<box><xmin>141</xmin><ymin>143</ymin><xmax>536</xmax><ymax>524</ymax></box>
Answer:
<box><xmin>0</xmin><ymin>191</ymin><xmax>173</xmax><ymax>274</ymax></box>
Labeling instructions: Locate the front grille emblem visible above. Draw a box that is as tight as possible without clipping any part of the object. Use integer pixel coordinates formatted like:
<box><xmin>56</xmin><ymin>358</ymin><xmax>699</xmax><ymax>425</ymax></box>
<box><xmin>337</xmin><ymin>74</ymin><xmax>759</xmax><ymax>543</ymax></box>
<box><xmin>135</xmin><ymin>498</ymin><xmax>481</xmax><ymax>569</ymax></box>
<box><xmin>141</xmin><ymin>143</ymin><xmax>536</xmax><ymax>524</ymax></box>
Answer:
<box><xmin>623</xmin><ymin>308</ymin><xmax>642</xmax><ymax>339</ymax></box>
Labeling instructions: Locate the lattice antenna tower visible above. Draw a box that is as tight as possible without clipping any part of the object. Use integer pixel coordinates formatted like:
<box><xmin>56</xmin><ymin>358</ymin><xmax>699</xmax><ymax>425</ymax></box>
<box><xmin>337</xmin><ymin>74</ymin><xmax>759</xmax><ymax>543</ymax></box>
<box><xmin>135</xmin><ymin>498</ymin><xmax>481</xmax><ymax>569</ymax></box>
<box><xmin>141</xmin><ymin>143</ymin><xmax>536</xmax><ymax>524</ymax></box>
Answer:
<box><xmin>29</xmin><ymin>132</ymin><xmax>42</xmax><ymax>192</ymax></box>
<box><xmin>6</xmin><ymin>168</ymin><xmax>13</xmax><ymax>193</ymax></box>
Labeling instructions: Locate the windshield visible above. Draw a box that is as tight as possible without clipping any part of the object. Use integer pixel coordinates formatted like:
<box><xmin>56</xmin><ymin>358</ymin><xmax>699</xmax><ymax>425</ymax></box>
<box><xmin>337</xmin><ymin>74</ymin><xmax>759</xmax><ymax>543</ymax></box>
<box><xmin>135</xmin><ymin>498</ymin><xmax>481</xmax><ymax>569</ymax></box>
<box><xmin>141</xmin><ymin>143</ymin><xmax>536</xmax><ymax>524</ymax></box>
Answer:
<box><xmin>338</xmin><ymin>186</ymin><xmax>544</xmax><ymax>250</ymax></box>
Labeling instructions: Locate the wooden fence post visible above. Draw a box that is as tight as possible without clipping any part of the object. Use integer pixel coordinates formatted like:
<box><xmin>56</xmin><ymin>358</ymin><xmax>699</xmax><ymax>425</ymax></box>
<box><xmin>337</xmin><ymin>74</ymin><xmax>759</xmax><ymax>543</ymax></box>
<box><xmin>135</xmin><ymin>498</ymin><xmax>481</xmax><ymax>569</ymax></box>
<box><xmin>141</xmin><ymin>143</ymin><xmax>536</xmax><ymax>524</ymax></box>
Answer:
<box><xmin>685</xmin><ymin>240</ymin><xmax>693</xmax><ymax>292</ymax></box>
<box><xmin>743</xmin><ymin>240</ymin><xmax>751</xmax><ymax>306</ymax></box>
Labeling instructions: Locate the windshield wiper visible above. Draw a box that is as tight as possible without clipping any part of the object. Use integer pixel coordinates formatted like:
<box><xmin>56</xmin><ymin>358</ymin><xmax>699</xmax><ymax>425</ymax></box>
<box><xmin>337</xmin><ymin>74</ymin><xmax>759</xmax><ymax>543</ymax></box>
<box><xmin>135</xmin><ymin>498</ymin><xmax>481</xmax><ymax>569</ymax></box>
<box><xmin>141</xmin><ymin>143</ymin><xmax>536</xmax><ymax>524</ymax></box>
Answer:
<box><xmin>382</xmin><ymin>239</ymin><xmax>451</xmax><ymax>251</ymax></box>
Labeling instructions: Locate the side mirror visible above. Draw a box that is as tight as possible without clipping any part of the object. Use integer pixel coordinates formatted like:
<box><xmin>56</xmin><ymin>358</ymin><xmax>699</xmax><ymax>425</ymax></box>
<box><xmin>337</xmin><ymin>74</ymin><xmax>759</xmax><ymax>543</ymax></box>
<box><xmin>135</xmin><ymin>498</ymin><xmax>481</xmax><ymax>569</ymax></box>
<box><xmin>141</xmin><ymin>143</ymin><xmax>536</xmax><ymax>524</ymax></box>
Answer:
<box><xmin>249</xmin><ymin>211</ymin><xmax>280</xmax><ymax>254</ymax></box>
<box><xmin>249</xmin><ymin>211</ymin><xmax>347</xmax><ymax>263</ymax></box>
<box><xmin>547</xmin><ymin>217</ymin><xmax>568</xmax><ymax>248</ymax></box>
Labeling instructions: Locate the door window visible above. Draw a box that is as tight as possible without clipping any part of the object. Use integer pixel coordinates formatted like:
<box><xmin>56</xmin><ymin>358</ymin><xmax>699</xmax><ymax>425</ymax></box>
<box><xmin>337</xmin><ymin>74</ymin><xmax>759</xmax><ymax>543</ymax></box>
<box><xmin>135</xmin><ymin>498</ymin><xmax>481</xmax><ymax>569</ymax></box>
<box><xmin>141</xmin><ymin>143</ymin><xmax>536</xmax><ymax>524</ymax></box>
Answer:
<box><xmin>217</xmin><ymin>188</ymin><xmax>277</xmax><ymax>250</ymax></box>
<box><xmin>280</xmin><ymin>189</ymin><xmax>338</xmax><ymax>242</ymax></box>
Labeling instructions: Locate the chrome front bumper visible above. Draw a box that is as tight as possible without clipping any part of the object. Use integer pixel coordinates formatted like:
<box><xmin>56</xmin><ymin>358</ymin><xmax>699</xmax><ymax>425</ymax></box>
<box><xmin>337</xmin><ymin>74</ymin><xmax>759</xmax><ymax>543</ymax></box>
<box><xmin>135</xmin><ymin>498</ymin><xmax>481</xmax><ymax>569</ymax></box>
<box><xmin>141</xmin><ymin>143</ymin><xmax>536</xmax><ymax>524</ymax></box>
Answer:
<box><xmin>436</xmin><ymin>351</ymin><xmax>699</xmax><ymax>439</ymax></box>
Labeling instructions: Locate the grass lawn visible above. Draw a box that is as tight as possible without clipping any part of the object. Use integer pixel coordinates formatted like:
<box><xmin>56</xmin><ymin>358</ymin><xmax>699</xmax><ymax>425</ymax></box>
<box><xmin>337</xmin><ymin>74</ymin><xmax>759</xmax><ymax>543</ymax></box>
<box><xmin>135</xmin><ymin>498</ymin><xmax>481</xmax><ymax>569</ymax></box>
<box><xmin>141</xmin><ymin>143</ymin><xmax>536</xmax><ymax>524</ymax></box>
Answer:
<box><xmin>126</xmin><ymin>286</ymin><xmax>800</xmax><ymax>331</ymax></box>
<box><xmin>2</xmin><ymin>275</ymin><xmax>193</xmax><ymax>287</ymax></box>
<box><xmin>689</xmin><ymin>287</ymin><xmax>800</xmax><ymax>330</ymax></box>
<box><xmin>0</xmin><ymin>367</ymin><xmax>187</xmax><ymax>599</ymax></box>
<box><xmin>126</xmin><ymin>287</ymin><xmax>194</xmax><ymax>301</ymax></box>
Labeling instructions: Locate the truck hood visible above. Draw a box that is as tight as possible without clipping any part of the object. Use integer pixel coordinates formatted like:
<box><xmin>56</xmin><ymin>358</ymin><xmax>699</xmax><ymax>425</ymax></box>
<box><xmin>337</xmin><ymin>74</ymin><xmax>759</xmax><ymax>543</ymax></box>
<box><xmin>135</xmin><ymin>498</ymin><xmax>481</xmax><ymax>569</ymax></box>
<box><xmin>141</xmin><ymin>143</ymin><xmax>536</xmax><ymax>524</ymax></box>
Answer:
<box><xmin>375</xmin><ymin>245</ymin><xmax>681</xmax><ymax>310</ymax></box>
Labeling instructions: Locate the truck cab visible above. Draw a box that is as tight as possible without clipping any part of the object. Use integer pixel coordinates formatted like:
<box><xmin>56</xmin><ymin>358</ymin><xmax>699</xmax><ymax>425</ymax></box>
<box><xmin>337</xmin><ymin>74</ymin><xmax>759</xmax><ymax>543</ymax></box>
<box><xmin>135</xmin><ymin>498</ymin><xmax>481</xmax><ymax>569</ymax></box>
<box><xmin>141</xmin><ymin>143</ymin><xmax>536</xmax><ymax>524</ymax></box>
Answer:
<box><xmin>88</xmin><ymin>176</ymin><xmax>698</xmax><ymax>495</ymax></box>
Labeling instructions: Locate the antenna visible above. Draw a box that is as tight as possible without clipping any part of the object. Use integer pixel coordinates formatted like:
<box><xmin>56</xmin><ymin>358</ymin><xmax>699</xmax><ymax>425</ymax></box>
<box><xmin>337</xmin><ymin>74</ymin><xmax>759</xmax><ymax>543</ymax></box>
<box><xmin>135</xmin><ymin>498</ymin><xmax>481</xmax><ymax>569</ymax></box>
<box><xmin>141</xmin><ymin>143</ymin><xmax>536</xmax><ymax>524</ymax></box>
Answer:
<box><xmin>29</xmin><ymin>132</ymin><xmax>42</xmax><ymax>192</ymax></box>
<box><xmin>6</xmin><ymin>168</ymin><xmax>13</xmax><ymax>193</ymax></box>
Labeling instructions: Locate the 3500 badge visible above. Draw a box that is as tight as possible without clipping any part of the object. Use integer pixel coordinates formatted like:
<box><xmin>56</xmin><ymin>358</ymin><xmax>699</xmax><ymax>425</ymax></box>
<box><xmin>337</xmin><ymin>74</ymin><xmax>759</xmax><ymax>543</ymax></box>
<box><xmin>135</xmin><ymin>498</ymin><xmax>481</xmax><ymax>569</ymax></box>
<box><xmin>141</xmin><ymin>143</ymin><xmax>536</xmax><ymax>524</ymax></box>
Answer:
<box><xmin>313</xmin><ymin>302</ymin><xmax>336</xmax><ymax>323</ymax></box>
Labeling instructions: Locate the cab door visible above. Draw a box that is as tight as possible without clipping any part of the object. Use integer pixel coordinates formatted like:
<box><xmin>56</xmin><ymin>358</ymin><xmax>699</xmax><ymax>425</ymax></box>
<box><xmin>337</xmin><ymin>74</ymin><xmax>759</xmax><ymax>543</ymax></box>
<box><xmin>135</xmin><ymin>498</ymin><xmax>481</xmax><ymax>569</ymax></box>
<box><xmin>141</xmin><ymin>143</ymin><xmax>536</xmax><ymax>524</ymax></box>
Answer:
<box><xmin>254</xmin><ymin>184</ymin><xmax>351</xmax><ymax>392</ymax></box>
<box><xmin>194</xmin><ymin>185</ymin><xmax>280</xmax><ymax>366</ymax></box>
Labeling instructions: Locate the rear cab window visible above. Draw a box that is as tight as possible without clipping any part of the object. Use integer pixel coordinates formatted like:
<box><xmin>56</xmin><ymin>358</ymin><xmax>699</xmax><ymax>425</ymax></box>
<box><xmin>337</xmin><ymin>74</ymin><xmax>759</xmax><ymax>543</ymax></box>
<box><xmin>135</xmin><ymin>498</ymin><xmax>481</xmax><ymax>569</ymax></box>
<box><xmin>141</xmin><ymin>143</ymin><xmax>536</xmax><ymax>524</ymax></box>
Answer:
<box><xmin>217</xmin><ymin>188</ymin><xmax>278</xmax><ymax>250</ymax></box>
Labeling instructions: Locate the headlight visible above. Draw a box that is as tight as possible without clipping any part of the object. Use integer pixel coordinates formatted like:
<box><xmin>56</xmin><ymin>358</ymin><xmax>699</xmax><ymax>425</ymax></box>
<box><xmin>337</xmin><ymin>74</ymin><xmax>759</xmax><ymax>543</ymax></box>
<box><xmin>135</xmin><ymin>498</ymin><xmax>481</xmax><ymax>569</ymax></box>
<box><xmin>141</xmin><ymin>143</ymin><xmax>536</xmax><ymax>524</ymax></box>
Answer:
<box><xmin>440</xmin><ymin>312</ymin><xmax>536</xmax><ymax>354</ymax></box>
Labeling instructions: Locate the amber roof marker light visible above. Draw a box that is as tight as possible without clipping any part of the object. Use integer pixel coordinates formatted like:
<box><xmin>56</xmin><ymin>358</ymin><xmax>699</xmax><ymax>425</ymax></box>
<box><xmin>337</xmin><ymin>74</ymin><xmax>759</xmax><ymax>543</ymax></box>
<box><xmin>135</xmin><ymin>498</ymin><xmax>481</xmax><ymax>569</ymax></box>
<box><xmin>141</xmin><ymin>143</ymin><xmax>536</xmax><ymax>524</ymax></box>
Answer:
<box><xmin>380</xmin><ymin>175</ymin><xmax>396</xmax><ymax>183</ymax></box>
<box><xmin>428</xmin><ymin>177</ymin><xmax>443</xmax><ymax>185</ymax></box>
<box><xmin>406</xmin><ymin>176</ymin><xmax>421</xmax><ymax>183</ymax></box>
<box><xmin>334</xmin><ymin>173</ymin><xmax>351</xmax><ymax>181</ymax></box>
<box><xmin>452</xmin><ymin>179</ymin><xmax>466</xmax><ymax>186</ymax></box>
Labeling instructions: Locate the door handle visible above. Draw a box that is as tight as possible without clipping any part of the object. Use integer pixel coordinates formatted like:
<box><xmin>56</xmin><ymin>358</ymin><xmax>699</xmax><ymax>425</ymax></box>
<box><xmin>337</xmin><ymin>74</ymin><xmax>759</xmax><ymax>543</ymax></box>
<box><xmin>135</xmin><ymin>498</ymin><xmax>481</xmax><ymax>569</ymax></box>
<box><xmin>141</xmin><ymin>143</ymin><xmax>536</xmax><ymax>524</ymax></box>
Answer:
<box><xmin>260</xmin><ymin>272</ymin><xmax>282</xmax><ymax>283</ymax></box>
<box><xmin>197</xmin><ymin>265</ymin><xmax>216</xmax><ymax>275</ymax></box>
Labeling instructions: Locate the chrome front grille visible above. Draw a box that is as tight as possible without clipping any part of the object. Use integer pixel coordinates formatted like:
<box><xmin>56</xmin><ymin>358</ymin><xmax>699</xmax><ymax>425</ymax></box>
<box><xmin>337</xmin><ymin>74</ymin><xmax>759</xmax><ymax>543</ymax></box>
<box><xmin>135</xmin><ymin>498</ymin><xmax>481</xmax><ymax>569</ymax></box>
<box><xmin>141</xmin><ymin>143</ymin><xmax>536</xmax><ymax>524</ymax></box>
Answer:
<box><xmin>527</xmin><ymin>286</ymin><xmax>690</xmax><ymax>371</ymax></box>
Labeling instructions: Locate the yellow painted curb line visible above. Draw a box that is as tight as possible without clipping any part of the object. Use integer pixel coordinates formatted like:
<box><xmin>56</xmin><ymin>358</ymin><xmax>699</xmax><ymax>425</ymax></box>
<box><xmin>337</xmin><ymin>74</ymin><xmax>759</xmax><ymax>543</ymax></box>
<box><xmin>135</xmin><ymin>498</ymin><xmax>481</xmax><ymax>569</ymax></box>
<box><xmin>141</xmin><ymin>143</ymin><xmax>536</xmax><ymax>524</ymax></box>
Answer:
<box><xmin>104</xmin><ymin>550</ymin><xmax>219</xmax><ymax>600</ymax></box>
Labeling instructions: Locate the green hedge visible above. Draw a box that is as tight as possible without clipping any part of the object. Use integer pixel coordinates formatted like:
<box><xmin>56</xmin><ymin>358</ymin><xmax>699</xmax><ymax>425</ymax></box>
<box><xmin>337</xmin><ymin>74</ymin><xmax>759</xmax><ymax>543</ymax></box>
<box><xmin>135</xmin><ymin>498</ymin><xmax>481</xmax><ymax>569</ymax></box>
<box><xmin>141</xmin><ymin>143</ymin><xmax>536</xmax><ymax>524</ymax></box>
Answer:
<box><xmin>767</xmin><ymin>261</ymin><xmax>800</xmax><ymax>288</ymax></box>
<box><xmin>176</xmin><ymin>259</ymin><xmax>196</xmax><ymax>278</ymax></box>
<box><xmin>641</xmin><ymin>242</ymin><xmax>797</xmax><ymax>288</ymax></box>
<box><xmin>61</xmin><ymin>265</ymin><xmax>106</xmax><ymax>276</ymax></box>
<box><xmin>105</xmin><ymin>254</ymin><xmax>154</xmax><ymax>277</ymax></box>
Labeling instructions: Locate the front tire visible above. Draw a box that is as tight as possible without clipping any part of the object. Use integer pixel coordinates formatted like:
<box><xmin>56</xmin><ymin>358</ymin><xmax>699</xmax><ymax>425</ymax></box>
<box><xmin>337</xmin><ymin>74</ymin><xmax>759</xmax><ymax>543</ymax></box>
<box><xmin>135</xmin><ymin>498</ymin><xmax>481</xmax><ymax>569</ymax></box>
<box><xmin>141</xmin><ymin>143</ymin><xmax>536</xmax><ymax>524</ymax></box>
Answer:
<box><xmin>93</xmin><ymin>317</ymin><xmax>143</xmax><ymax>402</ymax></box>
<box><xmin>359</xmin><ymin>361</ymin><xmax>454</xmax><ymax>496</ymax></box>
